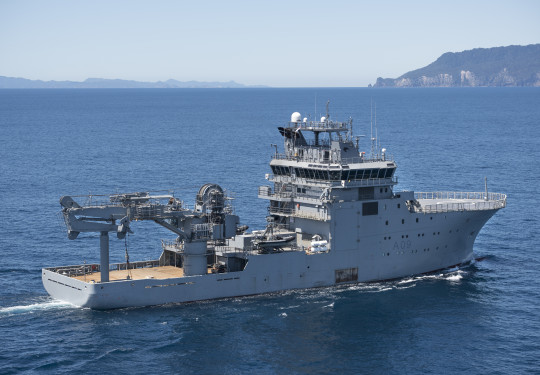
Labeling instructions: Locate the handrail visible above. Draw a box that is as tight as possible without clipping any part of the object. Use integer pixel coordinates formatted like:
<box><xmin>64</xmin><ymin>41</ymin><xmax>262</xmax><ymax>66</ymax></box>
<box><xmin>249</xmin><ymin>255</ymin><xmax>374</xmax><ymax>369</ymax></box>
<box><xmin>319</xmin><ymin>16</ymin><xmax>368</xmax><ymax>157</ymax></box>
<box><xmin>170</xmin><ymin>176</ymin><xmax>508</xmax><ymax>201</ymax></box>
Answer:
<box><xmin>414</xmin><ymin>191</ymin><xmax>507</xmax><ymax>213</ymax></box>
<box><xmin>272</xmin><ymin>154</ymin><xmax>393</xmax><ymax>164</ymax></box>
<box><xmin>268</xmin><ymin>174</ymin><xmax>397</xmax><ymax>187</ymax></box>
<box><xmin>258</xmin><ymin>186</ymin><xmax>322</xmax><ymax>202</ymax></box>
<box><xmin>47</xmin><ymin>259</ymin><xmax>161</xmax><ymax>278</ymax></box>
<box><xmin>268</xmin><ymin>206</ymin><xmax>330</xmax><ymax>221</ymax></box>
<box><xmin>415</xmin><ymin>191</ymin><xmax>506</xmax><ymax>201</ymax></box>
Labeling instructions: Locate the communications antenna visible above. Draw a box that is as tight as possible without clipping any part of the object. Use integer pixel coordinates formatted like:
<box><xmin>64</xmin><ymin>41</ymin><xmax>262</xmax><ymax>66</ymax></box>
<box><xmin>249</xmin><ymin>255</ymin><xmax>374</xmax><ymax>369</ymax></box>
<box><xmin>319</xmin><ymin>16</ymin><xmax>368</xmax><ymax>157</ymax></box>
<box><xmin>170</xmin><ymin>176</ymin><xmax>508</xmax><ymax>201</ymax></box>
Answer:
<box><xmin>370</xmin><ymin>99</ymin><xmax>376</xmax><ymax>158</ymax></box>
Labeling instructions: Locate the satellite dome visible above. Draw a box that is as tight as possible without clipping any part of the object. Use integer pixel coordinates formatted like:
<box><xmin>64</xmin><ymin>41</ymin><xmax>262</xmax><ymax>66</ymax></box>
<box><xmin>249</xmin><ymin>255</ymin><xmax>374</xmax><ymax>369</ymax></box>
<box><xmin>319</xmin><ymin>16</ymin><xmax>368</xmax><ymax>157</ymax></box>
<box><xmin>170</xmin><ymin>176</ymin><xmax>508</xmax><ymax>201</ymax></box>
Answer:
<box><xmin>291</xmin><ymin>112</ymin><xmax>302</xmax><ymax>122</ymax></box>
<box><xmin>320</xmin><ymin>116</ymin><xmax>327</xmax><ymax>122</ymax></box>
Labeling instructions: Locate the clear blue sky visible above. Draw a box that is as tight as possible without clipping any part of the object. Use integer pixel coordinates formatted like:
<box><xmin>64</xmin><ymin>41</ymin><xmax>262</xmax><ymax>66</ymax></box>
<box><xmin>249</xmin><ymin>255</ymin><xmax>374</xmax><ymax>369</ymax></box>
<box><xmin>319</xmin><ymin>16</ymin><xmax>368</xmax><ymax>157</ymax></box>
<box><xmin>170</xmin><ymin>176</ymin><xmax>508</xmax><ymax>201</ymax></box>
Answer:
<box><xmin>1</xmin><ymin>0</ymin><xmax>539</xmax><ymax>87</ymax></box>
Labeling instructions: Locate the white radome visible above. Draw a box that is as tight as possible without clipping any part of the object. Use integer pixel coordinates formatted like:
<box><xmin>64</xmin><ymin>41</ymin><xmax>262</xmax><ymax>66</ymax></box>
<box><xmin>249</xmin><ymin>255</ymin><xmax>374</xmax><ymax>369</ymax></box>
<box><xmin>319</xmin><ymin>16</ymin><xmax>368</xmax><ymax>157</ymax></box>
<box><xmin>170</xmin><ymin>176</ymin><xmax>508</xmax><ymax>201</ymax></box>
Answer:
<box><xmin>291</xmin><ymin>112</ymin><xmax>302</xmax><ymax>122</ymax></box>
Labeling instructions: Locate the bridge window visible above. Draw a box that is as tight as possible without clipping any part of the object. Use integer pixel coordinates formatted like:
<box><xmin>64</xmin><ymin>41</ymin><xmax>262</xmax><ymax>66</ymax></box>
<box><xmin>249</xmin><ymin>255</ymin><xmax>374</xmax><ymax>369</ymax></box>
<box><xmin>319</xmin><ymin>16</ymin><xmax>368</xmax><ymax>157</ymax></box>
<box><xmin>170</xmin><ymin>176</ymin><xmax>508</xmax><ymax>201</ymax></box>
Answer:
<box><xmin>329</xmin><ymin>171</ymin><xmax>341</xmax><ymax>181</ymax></box>
<box><xmin>271</xmin><ymin>165</ymin><xmax>290</xmax><ymax>176</ymax></box>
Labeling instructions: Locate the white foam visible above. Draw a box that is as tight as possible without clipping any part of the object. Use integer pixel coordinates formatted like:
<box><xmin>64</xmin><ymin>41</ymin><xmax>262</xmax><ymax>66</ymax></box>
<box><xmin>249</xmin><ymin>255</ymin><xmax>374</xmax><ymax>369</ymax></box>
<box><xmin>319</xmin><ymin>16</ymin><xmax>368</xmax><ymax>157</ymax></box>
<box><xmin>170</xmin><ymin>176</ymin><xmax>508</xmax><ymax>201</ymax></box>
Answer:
<box><xmin>0</xmin><ymin>300</ymin><xmax>74</xmax><ymax>316</ymax></box>
<box><xmin>396</xmin><ymin>283</ymin><xmax>417</xmax><ymax>290</ymax></box>
<box><xmin>397</xmin><ymin>277</ymin><xmax>416</xmax><ymax>285</ymax></box>
<box><xmin>445</xmin><ymin>272</ymin><xmax>464</xmax><ymax>282</ymax></box>
<box><xmin>278</xmin><ymin>305</ymin><xmax>300</xmax><ymax>310</ymax></box>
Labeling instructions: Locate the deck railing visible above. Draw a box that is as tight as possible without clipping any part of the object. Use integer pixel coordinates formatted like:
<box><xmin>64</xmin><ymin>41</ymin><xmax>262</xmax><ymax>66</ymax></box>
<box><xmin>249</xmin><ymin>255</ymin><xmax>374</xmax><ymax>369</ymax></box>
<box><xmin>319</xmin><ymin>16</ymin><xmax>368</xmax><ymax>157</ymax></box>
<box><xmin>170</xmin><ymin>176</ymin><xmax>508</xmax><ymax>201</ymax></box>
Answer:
<box><xmin>414</xmin><ymin>191</ymin><xmax>507</xmax><ymax>213</ymax></box>
<box><xmin>272</xmin><ymin>153</ymin><xmax>392</xmax><ymax>165</ymax></box>
<box><xmin>267</xmin><ymin>174</ymin><xmax>397</xmax><ymax>187</ymax></box>
<box><xmin>258</xmin><ymin>186</ymin><xmax>323</xmax><ymax>203</ymax></box>
<box><xmin>268</xmin><ymin>206</ymin><xmax>330</xmax><ymax>221</ymax></box>
<box><xmin>47</xmin><ymin>260</ymin><xmax>161</xmax><ymax>278</ymax></box>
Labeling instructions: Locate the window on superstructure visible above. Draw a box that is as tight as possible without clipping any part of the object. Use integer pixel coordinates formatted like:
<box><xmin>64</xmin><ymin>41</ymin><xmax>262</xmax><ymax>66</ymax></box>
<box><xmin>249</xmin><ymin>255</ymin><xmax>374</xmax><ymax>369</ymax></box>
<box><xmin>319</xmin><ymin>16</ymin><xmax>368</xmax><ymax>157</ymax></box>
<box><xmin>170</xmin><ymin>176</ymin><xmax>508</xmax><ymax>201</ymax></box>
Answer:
<box><xmin>378</xmin><ymin>169</ymin><xmax>386</xmax><ymax>178</ymax></box>
<box><xmin>272</xmin><ymin>165</ymin><xmax>290</xmax><ymax>176</ymax></box>
<box><xmin>362</xmin><ymin>202</ymin><xmax>378</xmax><ymax>216</ymax></box>
<box><xmin>359</xmin><ymin>187</ymin><xmax>374</xmax><ymax>200</ymax></box>
<box><xmin>329</xmin><ymin>171</ymin><xmax>340</xmax><ymax>181</ymax></box>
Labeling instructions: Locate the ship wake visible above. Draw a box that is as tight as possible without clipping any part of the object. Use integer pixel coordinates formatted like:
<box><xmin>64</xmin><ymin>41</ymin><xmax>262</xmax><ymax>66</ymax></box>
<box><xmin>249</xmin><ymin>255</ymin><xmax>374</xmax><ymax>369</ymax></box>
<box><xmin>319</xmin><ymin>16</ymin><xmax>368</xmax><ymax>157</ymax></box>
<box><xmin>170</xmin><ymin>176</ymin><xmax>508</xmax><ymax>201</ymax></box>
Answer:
<box><xmin>0</xmin><ymin>299</ymin><xmax>75</xmax><ymax>317</ymax></box>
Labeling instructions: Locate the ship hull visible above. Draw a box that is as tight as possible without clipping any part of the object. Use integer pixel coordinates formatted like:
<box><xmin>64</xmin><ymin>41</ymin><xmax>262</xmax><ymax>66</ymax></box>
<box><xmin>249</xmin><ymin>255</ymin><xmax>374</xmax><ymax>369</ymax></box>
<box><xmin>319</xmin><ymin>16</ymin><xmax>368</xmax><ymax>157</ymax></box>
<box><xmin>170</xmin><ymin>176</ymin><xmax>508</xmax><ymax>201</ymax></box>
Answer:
<box><xmin>42</xmin><ymin>208</ymin><xmax>498</xmax><ymax>310</ymax></box>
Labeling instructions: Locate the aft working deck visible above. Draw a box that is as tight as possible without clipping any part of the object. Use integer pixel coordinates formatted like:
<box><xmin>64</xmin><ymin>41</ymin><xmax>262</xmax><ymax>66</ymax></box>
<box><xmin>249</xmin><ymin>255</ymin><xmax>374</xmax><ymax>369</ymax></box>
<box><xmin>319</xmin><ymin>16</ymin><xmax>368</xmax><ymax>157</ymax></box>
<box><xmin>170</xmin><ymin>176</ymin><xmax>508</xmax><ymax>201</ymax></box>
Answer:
<box><xmin>70</xmin><ymin>265</ymin><xmax>185</xmax><ymax>283</ymax></box>
<box><xmin>46</xmin><ymin>260</ymin><xmax>192</xmax><ymax>284</ymax></box>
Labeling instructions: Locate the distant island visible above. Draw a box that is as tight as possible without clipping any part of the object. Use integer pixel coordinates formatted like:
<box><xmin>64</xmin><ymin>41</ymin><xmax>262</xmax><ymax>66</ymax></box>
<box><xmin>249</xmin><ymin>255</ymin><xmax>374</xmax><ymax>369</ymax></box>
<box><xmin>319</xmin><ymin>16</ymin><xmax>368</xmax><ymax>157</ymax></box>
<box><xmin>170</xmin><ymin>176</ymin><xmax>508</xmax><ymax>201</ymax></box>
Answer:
<box><xmin>0</xmin><ymin>76</ymin><xmax>267</xmax><ymax>89</ymax></box>
<box><xmin>373</xmin><ymin>44</ymin><xmax>540</xmax><ymax>87</ymax></box>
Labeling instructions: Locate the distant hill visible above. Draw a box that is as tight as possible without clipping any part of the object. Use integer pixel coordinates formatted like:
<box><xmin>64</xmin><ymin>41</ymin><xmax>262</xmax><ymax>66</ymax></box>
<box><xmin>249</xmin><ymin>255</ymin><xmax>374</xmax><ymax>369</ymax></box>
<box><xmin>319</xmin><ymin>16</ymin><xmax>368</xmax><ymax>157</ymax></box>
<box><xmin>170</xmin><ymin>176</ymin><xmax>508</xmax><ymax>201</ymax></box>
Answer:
<box><xmin>0</xmin><ymin>76</ymin><xmax>266</xmax><ymax>89</ymax></box>
<box><xmin>373</xmin><ymin>44</ymin><xmax>540</xmax><ymax>87</ymax></box>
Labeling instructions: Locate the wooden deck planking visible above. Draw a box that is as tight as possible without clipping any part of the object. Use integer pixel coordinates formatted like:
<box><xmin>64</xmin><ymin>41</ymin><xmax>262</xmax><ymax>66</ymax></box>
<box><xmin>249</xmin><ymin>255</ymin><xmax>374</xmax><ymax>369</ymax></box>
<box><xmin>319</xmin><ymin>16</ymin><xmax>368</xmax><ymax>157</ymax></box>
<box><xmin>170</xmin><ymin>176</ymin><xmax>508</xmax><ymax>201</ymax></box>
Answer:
<box><xmin>71</xmin><ymin>266</ymin><xmax>184</xmax><ymax>282</ymax></box>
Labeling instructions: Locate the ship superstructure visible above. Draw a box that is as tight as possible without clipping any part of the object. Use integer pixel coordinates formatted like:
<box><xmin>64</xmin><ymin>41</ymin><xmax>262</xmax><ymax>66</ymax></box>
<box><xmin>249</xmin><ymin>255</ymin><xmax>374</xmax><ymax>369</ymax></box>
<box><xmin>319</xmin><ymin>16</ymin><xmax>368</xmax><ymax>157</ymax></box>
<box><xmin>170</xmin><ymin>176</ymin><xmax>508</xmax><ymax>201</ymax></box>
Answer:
<box><xmin>42</xmin><ymin>107</ymin><xmax>506</xmax><ymax>309</ymax></box>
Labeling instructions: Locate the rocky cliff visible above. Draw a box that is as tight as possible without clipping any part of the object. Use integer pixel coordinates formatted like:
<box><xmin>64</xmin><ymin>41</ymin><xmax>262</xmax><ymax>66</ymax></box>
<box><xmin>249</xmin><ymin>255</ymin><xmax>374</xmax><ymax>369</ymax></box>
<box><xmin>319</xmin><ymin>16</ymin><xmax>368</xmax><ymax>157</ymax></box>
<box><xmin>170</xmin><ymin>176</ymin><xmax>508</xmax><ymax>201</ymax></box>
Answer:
<box><xmin>374</xmin><ymin>44</ymin><xmax>540</xmax><ymax>87</ymax></box>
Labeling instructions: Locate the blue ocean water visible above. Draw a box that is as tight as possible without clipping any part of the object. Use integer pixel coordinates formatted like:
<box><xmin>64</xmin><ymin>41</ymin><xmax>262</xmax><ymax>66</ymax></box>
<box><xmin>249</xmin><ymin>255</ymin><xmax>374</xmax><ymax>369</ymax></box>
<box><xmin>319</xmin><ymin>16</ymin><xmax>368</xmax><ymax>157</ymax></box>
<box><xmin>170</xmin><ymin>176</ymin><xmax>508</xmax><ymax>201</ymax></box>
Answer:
<box><xmin>0</xmin><ymin>88</ymin><xmax>539</xmax><ymax>374</ymax></box>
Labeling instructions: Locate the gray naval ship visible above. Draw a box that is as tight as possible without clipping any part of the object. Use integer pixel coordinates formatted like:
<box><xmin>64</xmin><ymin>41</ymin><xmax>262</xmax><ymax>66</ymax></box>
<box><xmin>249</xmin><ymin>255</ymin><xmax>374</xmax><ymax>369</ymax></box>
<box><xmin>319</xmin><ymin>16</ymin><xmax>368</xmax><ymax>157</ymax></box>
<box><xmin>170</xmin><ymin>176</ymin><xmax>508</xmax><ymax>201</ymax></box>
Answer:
<box><xmin>43</xmin><ymin>106</ymin><xmax>506</xmax><ymax>309</ymax></box>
